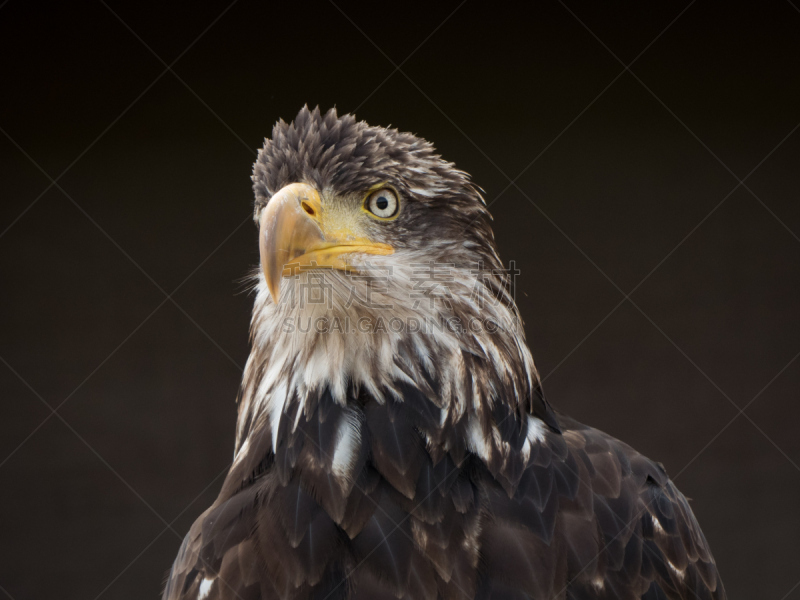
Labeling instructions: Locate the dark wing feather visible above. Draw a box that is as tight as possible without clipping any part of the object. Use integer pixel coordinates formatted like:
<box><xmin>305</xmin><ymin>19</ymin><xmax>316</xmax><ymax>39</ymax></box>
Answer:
<box><xmin>475</xmin><ymin>414</ymin><xmax>726</xmax><ymax>600</ymax></box>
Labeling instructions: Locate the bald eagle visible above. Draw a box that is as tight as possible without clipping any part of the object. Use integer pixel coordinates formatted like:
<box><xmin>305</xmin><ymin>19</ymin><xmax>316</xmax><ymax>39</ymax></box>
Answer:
<box><xmin>164</xmin><ymin>107</ymin><xmax>725</xmax><ymax>600</ymax></box>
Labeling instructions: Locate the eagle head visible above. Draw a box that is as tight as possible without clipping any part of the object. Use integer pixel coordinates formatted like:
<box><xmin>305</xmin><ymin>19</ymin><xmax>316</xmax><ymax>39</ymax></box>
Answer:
<box><xmin>239</xmin><ymin>106</ymin><xmax>542</xmax><ymax>457</ymax></box>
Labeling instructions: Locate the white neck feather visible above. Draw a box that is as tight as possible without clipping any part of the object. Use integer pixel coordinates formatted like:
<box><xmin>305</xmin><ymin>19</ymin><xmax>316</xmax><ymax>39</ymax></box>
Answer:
<box><xmin>235</xmin><ymin>249</ymin><xmax>540</xmax><ymax>463</ymax></box>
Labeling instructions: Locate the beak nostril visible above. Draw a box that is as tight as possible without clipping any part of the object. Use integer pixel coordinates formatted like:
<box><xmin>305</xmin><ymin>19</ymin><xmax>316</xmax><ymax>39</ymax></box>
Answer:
<box><xmin>301</xmin><ymin>201</ymin><xmax>315</xmax><ymax>217</ymax></box>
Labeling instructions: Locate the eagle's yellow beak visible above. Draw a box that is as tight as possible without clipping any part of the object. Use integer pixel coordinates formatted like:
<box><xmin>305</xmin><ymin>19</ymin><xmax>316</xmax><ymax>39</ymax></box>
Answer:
<box><xmin>259</xmin><ymin>182</ymin><xmax>394</xmax><ymax>303</ymax></box>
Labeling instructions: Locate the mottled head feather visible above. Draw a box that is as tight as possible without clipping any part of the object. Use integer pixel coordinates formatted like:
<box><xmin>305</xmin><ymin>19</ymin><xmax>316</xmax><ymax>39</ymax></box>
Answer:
<box><xmin>253</xmin><ymin>106</ymin><xmax>477</xmax><ymax>211</ymax></box>
<box><xmin>252</xmin><ymin>106</ymin><xmax>498</xmax><ymax>266</ymax></box>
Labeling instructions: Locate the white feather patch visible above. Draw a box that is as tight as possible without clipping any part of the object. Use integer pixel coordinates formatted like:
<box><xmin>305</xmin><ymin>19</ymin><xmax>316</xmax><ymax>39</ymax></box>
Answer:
<box><xmin>331</xmin><ymin>410</ymin><xmax>362</xmax><ymax>482</ymax></box>
<box><xmin>198</xmin><ymin>577</ymin><xmax>214</xmax><ymax>600</ymax></box>
<box><xmin>521</xmin><ymin>415</ymin><xmax>546</xmax><ymax>464</ymax></box>
<box><xmin>466</xmin><ymin>417</ymin><xmax>492</xmax><ymax>462</ymax></box>
<box><xmin>269</xmin><ymin>382</ymin><xmax>288</xmax><ymax>453</ymax></box>
<box><xmin>526</xmin><ymin>415</ymin><xmax>546</xmax><ymax>444</ymax></box>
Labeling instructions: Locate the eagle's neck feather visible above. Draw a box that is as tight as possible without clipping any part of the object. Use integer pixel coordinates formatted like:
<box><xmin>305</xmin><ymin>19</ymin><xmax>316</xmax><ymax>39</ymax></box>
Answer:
<box><xmin>235</xmin><ymin>251</ymin><xmax>541</xmax><ymax>474</ymax></box>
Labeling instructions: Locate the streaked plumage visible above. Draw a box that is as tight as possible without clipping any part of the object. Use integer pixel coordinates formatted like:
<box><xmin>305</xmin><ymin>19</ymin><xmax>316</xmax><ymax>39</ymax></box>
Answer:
<box><xmin>164</xmin><ymin>107</ymin><xmax>725</xmax><ymax>600</ymax></box>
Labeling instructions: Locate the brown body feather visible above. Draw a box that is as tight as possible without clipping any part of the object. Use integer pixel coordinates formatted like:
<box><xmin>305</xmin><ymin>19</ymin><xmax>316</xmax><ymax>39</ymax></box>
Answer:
<box><xmin>164</xmin><ymin>390</ymin><xmax>724</xmax><ymax>600</ymax></box>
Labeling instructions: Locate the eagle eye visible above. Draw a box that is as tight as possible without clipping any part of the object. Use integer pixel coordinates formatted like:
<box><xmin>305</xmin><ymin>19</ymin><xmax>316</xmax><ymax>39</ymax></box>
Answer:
<box><xmin>365</xmin><ymin>188</ymin><xmax>399</xmax><ymax>220</ymax></box>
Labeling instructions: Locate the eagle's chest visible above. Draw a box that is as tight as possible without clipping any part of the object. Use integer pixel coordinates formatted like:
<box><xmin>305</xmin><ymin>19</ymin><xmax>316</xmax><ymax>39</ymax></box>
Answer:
<box><xmin>248</xmin><ymin>387</ymin><xmax>491</xmax><ymax>600</ymax></box>
<box><xmin>221</xmin><ymin>383</ymin><xmax>564</xmax><ymax>600</ymax></box>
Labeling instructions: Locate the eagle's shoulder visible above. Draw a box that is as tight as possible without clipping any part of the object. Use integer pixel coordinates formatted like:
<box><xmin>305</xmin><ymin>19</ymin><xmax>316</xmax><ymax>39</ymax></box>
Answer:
<box><xmin>477</xmin><ymin>411</ymin><xmax>726</xmax><ymax>599</ymax></box>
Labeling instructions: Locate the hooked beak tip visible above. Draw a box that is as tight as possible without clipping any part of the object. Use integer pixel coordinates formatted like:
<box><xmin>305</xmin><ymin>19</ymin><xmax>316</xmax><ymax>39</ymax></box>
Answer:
<box><xmin>267</xmin><ymin>278</ymin><xmax>281</xmax><ymax>304</ymax></box>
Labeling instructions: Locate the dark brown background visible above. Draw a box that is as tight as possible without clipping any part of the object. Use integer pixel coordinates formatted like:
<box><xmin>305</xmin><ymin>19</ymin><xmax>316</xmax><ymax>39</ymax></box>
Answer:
<box><xmin>1</xmin><ymin>1</ymin><xmax>799</xmax><ymax>598</ymax></box>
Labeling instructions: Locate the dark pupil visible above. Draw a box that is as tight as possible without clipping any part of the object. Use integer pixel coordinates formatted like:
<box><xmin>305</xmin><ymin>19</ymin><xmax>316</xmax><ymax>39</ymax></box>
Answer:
<box><xmin>376</xmin><ymin>196</ymin><xmax>389</xmax><ymax>210</ymax></box>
